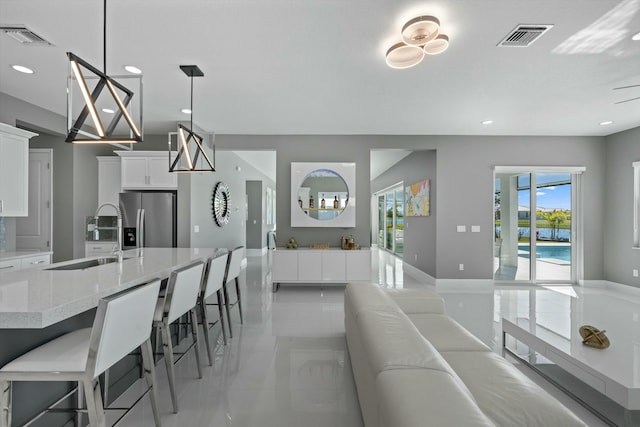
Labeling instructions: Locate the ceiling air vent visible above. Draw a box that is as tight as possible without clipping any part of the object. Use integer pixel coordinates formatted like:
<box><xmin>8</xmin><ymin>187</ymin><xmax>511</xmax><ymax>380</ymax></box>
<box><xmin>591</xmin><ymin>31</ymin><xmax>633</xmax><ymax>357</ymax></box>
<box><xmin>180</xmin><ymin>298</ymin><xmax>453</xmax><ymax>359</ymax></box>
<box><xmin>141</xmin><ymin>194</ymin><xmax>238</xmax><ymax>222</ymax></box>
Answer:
<box><xmin>0</xmin><ymin>25</ymin><xmax>53</xmax><ymax>46</ymax></box>
<box><xmin>498</xmin><ymin>24</ymin><xmax>553</xmax><ymax>47</ymax></box>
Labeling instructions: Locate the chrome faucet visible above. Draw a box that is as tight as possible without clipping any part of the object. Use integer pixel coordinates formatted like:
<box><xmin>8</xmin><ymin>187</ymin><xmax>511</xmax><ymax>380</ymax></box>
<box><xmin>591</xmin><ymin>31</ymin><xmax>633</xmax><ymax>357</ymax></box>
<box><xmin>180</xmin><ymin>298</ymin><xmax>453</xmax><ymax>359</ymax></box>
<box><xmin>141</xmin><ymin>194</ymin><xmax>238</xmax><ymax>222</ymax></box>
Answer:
<box><xmin>95</xmin><ymin>203</ymin><xmax>123</xmax><ymax>263</ymax></box>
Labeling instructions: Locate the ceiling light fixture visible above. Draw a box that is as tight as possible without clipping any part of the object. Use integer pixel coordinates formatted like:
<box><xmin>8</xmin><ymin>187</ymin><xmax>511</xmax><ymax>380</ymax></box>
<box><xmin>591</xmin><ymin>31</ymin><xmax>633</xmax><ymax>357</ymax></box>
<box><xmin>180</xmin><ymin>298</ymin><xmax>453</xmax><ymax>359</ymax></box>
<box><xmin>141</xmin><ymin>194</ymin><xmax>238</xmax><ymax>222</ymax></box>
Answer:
<box><xmin>124</xmin><ymin>65</ymin><xmax>142</xmax><ymax>74</ymax></box>
<box><xmin>181</xmin><ymin>108</ymin><xmax>192</xmax><ymax>114</ymax></box>
<box><xmin>386</xmin><ymin>14</ymin><xmax>450</xmax><ymax>69</ymax></box>
<box><xmin>66</xmin><ymin>0</ymin><xmax>142</xmax><ymax>144</ymax></box>
<box><xmin>599</xmin><ymin>120</ymin><xmax>614</xmax><ymax>125</ymax></box>
<box><xmin>11</xmin><ymin>64</ymin><xmax>34</xmax><ymax>74</ymax></box>
<box><xmin>481</xmin><ymin>120</ymin><xmax>494</xmax><ymax>125</ymax></box>
<box><xmin>168</xmin><ymin>65</ymin><xmax>215</xmax><ymax>173</ymax></box>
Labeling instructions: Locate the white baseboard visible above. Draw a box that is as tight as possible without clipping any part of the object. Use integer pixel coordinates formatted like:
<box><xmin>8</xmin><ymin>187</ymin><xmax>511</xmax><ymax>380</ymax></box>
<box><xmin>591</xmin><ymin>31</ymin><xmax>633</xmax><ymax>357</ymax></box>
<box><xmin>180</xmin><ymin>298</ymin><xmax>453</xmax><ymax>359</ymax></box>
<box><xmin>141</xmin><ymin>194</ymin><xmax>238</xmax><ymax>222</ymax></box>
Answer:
<box><xmin>581</xmin><ymin>279</ymin><xmax>640</xmax><ymax>296</ymax></box>
<box><xmin>246</xmin><ymin>247</ymin><xmax>268</xmax><ymax>257</ymax></box>
<box><xmin>402</xmin><ymin>262</ymin><xmax>436</xmax><ymax>286</ymax></box>
<box><xmin>434</xmin><ymin>279</ymin><xmax>495</xmax><ymax>293</ymax></box>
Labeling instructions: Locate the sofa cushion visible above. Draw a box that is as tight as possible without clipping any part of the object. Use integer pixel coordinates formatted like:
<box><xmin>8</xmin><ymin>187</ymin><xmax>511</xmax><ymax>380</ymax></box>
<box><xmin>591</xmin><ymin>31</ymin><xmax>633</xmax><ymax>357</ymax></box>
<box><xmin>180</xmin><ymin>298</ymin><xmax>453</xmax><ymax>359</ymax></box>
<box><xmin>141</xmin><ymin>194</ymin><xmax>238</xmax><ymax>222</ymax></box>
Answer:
<box><xmin>345</xmin><ymin>283</ymin><xmax>401</xmax><ymax>318</ymax></box>
<box><xmin>356</xmin><ymin>310</ymin><xmax>449</xmax><ymax>373</ymax></box>
<box><xmin>377</xmin><ymin>369</ymin><xmax>496</xmax><ymax>427</ymax></box>
<box><xmin>440</xmin><ymin>351</ymin><xmax>587</xmax><ymax>427</ymax></box>
<box><xmin>409</xmin><ymin>313</ymin><xmax>492</xmax><ymax>352</ymax></box>
<box><xmin>385</xmin><ymin>288</ymin><xmax>446</xmax><ymax>314</ymax></box>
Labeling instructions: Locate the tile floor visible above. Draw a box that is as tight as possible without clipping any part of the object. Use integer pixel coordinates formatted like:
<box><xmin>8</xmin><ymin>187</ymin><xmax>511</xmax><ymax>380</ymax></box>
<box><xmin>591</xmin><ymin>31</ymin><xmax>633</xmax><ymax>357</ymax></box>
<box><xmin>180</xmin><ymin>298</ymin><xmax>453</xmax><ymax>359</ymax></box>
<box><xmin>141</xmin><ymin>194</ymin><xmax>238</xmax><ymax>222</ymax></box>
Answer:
<box><xmin>116</xmin><ymin>248</ymin><xmax>611</xmax><ymax>427</ymax></box>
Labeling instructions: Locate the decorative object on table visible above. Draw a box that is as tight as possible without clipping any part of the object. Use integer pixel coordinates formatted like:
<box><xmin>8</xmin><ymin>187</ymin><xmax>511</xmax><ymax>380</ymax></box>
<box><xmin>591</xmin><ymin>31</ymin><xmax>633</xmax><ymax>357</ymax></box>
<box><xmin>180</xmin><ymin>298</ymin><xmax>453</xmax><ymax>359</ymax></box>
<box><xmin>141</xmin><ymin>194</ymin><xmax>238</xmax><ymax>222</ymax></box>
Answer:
<box><xmin>311</xmin><ymin>243</ymin><xmax>330</xmax><ymax>250</ymax></box>
<box><xmin>579</xmin><ymin>325</ymin><xmax>610</xmax><ymax>349</ymax></box>
<box><xmin>405</xmin><ymin>179</ymin><xmax>430</xmax><ymax>216</ymax></box>
<box><xmin>347</xmin><ymin>235</ymin><xmax>355</xmax><ymax>250</ymax></box>
<box><xmin>285</xmin><ymin>238</ymin><xmax>298</xmax><ymax>249</ymax></box>
<box><xmin>168</xmin><ymin>64</ymin><xmax>215</xmax><ymax>172</ymax></box>
<box><xmin>212</xmin><ymin>182</ymin><xmax>231</xmax><ymax>227</ymax></box>
<box><xmin>66</xmin><ymin>0</ymin><xmax>142</xmax><ymax>144</ymax></box>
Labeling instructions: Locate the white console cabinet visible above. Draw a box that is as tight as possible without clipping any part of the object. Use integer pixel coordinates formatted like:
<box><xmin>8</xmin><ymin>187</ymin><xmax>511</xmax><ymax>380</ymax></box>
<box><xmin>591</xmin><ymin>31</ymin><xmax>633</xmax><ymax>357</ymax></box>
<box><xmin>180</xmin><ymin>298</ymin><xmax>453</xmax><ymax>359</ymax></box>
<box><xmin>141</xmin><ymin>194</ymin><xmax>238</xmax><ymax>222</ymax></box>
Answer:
<box><xmin>0</xmin><ymin>123</ymin><xmax>37</xmax><ymax>216</ymax></box>
<box><xmin>272</xmin><ymin>248</ymin><xmax>370</xmax><ymax>291</ymax></box>
<box><xmin>116</xmin><ymin>151</ymin><xmax>177</xmax><ymax>190</ymax></box>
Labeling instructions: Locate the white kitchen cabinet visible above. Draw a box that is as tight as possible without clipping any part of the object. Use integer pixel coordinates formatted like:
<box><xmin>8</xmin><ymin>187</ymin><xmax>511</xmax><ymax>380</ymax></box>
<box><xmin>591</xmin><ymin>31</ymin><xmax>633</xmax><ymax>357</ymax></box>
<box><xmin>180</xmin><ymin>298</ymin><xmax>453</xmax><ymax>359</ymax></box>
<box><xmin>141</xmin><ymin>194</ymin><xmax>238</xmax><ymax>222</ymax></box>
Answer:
<box><xmin>97</xmin><ymin>157</ymin><xmax>122</xmax><ymax>212</ymax></box>
<box><xmin>0</xmin><ymin>259</ymin><xmax>21</xmax><ymax>272</ymax></box>
<box><xmin>116</xmin><ymin>151</ymin><xmax>177</xmax><ymax>190</ymax></box>
<box><xmin>0</xmin><ymin>123</ymin><xmax>37</xmax><ymax>217</ymax></box>
<box><xmin>85</xmin><ymin>242</ymin><xmax>118</xmax><ymax>257</ymax></box>
<box><xmin>272</xmin><ymin>248</ymin><xmax>370</xmax><ymax>290</ymax></box>
<box><xmin>20</xmin><ymin>254</ymin><xmax>51</xmax><ymax>269</ymax></box>
<box><xmin>0</xmin><ymin>252</ymin><xmax>51</xmax><ymax>271</ymax></box>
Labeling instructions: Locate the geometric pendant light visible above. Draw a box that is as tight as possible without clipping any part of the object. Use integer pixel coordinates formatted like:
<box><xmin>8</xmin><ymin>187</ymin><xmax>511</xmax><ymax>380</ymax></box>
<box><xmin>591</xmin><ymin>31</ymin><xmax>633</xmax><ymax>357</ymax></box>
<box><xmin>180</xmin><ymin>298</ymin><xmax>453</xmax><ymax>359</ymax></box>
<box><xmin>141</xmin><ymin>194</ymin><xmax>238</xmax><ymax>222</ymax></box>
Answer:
<box><xmin>66</xmin><ymin>0</ymin><xmax>142</xmax><ymax>144</ymax></box>
<box><xmin>168</xmin><ymin>65</ymin><xmax>215</xmax><ymax>172</ymax></box>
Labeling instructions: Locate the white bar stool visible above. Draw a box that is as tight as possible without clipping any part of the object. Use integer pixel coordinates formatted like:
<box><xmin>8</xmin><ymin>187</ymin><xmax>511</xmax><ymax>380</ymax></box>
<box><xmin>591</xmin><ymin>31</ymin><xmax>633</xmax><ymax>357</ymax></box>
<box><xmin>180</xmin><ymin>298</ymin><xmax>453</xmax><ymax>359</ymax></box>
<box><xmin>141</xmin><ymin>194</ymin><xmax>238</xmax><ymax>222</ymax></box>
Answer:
<box><xmin>199</xmin><ymin>252</ymin><xmax>230</xmax><ymax>365</ymax></box>
<box><xmin>154</xmin><ymin>261</ymin><xmax>204</xmax><ymax>413</ymax></box>
<box><xmin>0</xmin><ymin>279</ymin><xmax>163</xmax><ymax>427</ymax></box>
<box><xmin>223</xmin><ymin>246</ymin><xmax>244</xmax><ymax>338</ymax></box>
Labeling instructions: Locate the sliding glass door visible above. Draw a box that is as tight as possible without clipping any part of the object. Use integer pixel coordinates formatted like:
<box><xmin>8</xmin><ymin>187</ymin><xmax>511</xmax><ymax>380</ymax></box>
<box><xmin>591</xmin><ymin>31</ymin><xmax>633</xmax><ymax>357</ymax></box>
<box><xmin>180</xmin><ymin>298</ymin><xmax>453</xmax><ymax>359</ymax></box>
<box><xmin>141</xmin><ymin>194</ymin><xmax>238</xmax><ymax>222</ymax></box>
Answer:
<box><xmin>494</xmin><ymin>169</ymin><xmax>580</xmax><ymax>283</ymax></box>
<box><xmin>376</xmin><ymin>185</ymin><xmax>404</xmax><ymax>257</ymax></box>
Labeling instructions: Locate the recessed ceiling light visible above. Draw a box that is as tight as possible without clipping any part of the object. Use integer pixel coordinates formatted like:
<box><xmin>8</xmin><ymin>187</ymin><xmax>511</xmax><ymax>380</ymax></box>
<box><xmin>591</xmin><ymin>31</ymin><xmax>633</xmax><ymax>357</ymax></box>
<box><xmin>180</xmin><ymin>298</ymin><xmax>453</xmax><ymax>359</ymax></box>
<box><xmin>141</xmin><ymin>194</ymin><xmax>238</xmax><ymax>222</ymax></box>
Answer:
<box><xmin>124</xmin><ymin>65</ymin><xmax>142</xmax><ymax>74</ymax></box>
<box><xmin>599</xmin><ymin>120</ymin><xmax>613</xmax><ymax>125</ymax></box>
<box><xmin>11</xmin><ymin>64</ymin><xmax>34</xmax><ymax>74</ymax></box>
<box><xmin>481</xmin><ymin>120</ymin><xmax>494</xmax><ymax>125</ymax></box>
<box><xmin>181</xmin><ymin>108</ymin><xmax>192</xmax><ymax>114</ymax></box>
<box><xmin>632</xmin><ymin>31</ymin><xmax>640</xmax><ymax>41</ymax></box>
<box><xmin>101</xmin><ymin>108</ymin><xmax>115</xmax><ymax>114</ymax></box>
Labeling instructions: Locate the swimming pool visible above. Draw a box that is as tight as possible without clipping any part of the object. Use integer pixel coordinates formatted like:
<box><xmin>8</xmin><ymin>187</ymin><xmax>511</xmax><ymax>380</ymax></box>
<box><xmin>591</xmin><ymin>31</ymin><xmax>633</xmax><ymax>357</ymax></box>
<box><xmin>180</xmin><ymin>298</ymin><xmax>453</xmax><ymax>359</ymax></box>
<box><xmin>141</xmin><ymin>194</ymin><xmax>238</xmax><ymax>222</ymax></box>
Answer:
<box><xmin>518</xmin><ymin>245</ymin><xmax>571</xmax><ymax>262</ymax></box>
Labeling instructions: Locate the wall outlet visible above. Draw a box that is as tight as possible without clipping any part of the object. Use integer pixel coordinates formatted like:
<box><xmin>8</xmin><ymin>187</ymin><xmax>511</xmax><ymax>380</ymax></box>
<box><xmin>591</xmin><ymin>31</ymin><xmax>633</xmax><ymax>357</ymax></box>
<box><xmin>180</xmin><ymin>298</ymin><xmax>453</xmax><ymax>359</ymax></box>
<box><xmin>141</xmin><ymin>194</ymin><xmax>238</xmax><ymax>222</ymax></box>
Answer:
<box><xmin>194</xmin><ymin>225</ymin><xmax>199</xmax><ymax>233</ymax></box>
<box><xmin>459</xmin><ymin>263</ymin><xmax>464</xmax><ymax>271</ymax></box>
<box><xmin>471</xmin><ymin>225</ymin><xmax>481</xmax><ymax>233</ymax></box>
<box><xmin>457</xmin><ymin>225</ymin><xmax>466</xmax><ymax>233</ymax></box>
<box><xmin>634</xmin><ymin>269</ymin><xmax>639</xmax><ymax>278</ymax></box>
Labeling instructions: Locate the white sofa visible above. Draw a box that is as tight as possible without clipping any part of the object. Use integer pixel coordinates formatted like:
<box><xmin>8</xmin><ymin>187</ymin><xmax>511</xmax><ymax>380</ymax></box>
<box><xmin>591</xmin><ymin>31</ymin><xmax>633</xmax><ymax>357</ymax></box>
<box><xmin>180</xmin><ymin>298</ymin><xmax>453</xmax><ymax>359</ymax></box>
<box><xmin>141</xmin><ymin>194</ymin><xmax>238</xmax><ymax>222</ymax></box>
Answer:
<box><xmin>344</xmin><ymin>284</ymin><xmax>587</xmax><ymax>427</ymax></box>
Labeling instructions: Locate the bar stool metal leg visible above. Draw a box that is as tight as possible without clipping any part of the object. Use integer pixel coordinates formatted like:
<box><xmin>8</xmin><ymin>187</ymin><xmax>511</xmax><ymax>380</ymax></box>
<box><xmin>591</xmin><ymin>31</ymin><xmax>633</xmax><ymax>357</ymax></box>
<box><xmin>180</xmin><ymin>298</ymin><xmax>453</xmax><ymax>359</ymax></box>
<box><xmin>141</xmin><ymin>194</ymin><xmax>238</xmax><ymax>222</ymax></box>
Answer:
<box><xmin>235</xmin><ymin>277</ymin><xmax>244</xmax><ymax>324</ymax></box>
<box><xmin>84</xmin><ymin>377</ymin><xmax>106</xmax><ymax>427</ymax></box>
<box><xmin>217</xmin><ymin>291</ymin><xmax>227</xmax><ymax>345</ymax></box>
<box><xmin>223</xmin><ymin>283</ymin><xmax>234</xmax><ymax>339</ymax></box>
<box><xmin>189</xmin><ymin>308</ymin><xmax>203</xmax><ymax>379</ymax></box>
<box><xmin>159</xmin><ymin>322</ymin><xmax>178</xmax><ymax>414</ymax></box>
<box><xmin>140</xmin><ymin>339</ymin><xmax>162</xmax><ymax>427</ymax></box>
<box><xmin>0</xmin><ymin>380</ymin><xmax>11</xmax><ymax>427</ymax></box>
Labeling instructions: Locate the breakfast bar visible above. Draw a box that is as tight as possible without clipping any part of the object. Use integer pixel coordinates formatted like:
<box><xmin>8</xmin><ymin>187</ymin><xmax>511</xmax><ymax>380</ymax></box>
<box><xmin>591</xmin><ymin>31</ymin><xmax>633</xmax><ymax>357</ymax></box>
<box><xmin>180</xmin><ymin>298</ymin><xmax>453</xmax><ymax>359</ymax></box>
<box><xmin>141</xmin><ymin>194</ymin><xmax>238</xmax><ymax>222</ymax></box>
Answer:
<box><xmin>0</xmin><ymin>247</ymin><xmax>224</xmax><ymax>426</ymax></box>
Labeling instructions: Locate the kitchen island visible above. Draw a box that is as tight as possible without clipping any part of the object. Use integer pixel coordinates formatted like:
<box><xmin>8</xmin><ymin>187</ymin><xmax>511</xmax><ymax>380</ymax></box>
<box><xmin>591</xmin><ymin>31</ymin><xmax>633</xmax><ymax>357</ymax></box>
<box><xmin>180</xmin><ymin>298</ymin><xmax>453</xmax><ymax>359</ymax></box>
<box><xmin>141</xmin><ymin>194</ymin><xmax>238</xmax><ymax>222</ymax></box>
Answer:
<box><xmin>0</xmin><ymin>247</ymin><xmax>224</xmax><ymax>329</ymax></box>
<box><xmin>0</xmin><ymin>247</ymin><xmax>225</xmax><ymax>426</ymax></box>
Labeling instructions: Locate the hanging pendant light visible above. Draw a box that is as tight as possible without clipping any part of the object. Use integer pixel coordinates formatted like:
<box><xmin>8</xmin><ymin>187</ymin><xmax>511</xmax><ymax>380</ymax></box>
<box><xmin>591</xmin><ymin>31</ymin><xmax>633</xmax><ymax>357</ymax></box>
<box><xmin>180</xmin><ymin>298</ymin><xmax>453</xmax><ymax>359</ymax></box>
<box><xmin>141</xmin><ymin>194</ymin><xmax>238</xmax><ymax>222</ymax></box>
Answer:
<box><xmin>168</xmin><ymin>65</ymin><xmax>215</xmax><ymax>173</ymax></box>
<box><xmin>66</xmin><ymin>0</ymin><xmax>143</xmax><ymax>144</ymax></box>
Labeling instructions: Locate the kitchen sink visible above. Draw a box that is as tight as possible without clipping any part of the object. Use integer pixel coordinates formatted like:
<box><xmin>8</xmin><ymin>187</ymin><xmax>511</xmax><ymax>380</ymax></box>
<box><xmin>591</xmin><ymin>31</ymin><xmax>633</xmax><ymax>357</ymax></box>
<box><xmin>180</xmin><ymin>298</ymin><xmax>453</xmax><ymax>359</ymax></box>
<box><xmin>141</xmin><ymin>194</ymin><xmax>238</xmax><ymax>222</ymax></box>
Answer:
<box><xmin>46</xmin><ymin>257</ymin><xmax>128</xmax><ymax>271</ymax></box>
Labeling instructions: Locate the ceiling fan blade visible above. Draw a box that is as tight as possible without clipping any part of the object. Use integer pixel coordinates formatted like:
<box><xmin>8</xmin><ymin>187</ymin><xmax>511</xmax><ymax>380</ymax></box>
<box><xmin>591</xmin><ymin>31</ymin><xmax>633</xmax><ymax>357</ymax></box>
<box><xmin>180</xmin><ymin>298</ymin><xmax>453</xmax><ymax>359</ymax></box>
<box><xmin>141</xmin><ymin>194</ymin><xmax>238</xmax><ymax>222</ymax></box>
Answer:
<box><xmin>613</xmin><ymin>84</ymin><xmax>640</xmax><ymax>90</ymax></box>
<box><xmin>615</xmin><ymin>96</ymin><xmax>640</xmax><ymax>104</ymax></box>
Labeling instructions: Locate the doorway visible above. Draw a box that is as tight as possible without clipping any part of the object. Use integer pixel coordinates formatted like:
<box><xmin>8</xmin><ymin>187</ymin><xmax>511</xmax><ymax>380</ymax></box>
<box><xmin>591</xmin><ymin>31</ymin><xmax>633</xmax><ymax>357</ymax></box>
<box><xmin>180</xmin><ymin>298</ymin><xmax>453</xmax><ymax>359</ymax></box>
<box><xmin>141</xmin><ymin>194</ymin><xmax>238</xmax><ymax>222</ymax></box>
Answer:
<box><xmin>375</xmin><ymin>184</ymin><xmax>404</xmax><ymax>257</ymax></box>
<box><xmin>16</xmin><ymin>149</ymin><xmax>52</xmax><ymax>251</ymax></box>
<box><xmin>494</xmin><ymin>168</ymin><xmax>584</xmax><ymax>283</ymax></box>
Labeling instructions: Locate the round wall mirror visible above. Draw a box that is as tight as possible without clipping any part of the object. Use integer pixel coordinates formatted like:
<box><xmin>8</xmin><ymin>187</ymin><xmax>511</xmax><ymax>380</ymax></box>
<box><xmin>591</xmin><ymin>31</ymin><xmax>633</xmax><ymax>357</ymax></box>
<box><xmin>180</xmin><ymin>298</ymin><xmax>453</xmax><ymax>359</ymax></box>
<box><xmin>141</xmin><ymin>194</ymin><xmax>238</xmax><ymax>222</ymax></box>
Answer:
<box><xmin>297</xmin><ymin>169</ymin><xmax>348</xmax><ymax>221</ymax></box>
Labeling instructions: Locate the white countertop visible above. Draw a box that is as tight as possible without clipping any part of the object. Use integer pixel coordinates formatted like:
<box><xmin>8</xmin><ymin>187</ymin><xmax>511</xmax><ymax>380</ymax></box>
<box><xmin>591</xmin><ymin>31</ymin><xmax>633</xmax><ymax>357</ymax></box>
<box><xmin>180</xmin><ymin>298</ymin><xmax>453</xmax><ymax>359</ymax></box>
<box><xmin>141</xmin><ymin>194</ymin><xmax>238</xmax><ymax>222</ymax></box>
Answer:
<box><xmin>0</xmin><ymin>247</ymin><xmax>224</xmax><ymax>329</ymax></box>
<box><xmin>0</xmin><ymin>250</ymin><xmax>53</xmax><ymax>261</ymax></box>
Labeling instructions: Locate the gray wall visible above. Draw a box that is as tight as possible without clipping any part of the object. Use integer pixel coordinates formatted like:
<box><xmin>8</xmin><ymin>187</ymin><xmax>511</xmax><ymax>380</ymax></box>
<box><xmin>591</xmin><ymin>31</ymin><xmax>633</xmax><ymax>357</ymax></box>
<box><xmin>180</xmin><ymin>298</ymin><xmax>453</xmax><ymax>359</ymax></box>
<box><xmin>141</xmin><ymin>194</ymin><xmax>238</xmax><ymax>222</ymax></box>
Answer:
<box><xmin>214</xmin><ymin>135</ymin><xmax>371</xmax><ymax>249</ymax></box>
<box><xmin>603</xmin><ymin>126</ymin><xmax>640</xmax><ymax>287</ymax></box>
<box><xmin>372</xmin><ymin>150</ymin><xmax>437</xmax><ymax>277</ymax></box>
<box><xmin>214</xmin><ymin>134</ymin><xmax>605</xmax><ymax>281</ymax></box>
<box><xmin>190</xmin><ymin>151</ymin><xmax>275</xmax><ymax>250</ymax></box>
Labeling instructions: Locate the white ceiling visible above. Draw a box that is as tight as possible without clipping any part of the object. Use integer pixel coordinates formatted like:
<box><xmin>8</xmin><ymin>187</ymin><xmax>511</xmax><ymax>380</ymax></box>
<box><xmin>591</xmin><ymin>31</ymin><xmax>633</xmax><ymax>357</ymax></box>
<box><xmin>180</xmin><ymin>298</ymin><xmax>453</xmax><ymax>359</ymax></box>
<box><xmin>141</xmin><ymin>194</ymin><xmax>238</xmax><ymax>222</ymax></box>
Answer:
<box><xmin>2</xmin><ymin>0</ymin><xmax>640</xmax><ymax>138</ymax></box>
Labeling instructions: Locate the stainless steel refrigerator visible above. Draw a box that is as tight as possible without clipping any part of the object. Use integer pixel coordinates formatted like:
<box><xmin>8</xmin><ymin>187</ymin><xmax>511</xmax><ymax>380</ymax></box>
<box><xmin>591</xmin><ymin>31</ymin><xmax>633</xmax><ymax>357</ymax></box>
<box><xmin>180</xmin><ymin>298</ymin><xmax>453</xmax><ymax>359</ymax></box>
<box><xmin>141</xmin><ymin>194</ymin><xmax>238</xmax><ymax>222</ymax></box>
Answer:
<box><xmin>119</xmin><ymin>192</ymin><xmax>177</xmax><ymax>249</ymax></box>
